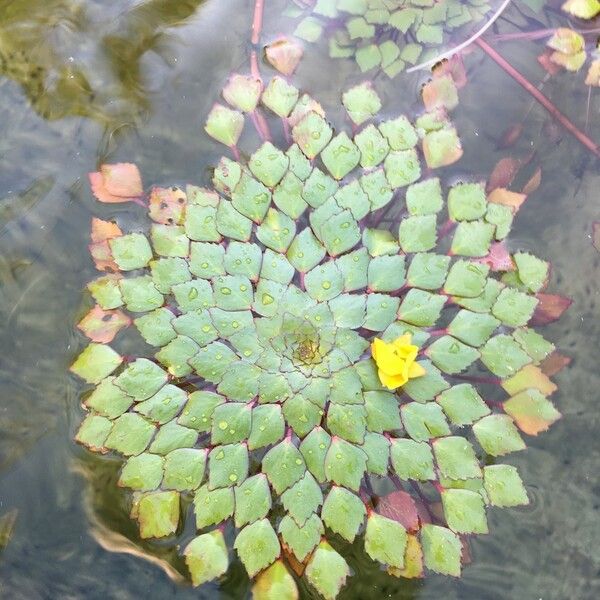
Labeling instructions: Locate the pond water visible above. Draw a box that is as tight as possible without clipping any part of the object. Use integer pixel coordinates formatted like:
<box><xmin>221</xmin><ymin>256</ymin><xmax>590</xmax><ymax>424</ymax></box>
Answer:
<box><xmin>0</xmin><ymin>0</ymin><xmax>599</xmax><ymax>598</ymax></box>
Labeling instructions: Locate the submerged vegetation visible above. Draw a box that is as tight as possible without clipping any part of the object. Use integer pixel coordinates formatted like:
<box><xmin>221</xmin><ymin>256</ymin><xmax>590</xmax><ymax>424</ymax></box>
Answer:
<box><xmin>65</xmin><ymin>0</ymin><xmax>594</xmax><ymax>598</ymax></box>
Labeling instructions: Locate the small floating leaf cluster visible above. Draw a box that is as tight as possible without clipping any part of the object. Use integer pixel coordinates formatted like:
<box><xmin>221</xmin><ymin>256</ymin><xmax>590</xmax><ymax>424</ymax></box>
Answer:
<box><xmin>72</xmin><ymin>74</ymin><xmax>562</xmax><ymax>599</ymax></box>
<box><xmin>286</xmin><ymin>0</ymin><xmax>493</xmax><ymax>77</ymax></box>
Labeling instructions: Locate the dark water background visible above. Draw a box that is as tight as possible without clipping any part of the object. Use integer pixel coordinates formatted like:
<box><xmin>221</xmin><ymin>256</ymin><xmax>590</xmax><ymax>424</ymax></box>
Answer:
<box><xmin>0</xmin><ymin>0</ymin><xmax>599</xmax><ymax>598</ymax></box>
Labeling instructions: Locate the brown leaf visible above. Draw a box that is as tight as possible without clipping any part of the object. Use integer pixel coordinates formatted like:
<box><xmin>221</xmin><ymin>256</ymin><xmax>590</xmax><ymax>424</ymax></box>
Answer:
<box><xmin>531</xmin><ymin>293</ymin><xmax>572</xmax><ymax>325</ymax></box>
<box><xmin>77</xmin><ymin>305</ymin><xmax>131</xmax><ymax>343</ymax></box>
<box><xmin>89</xmin><ymin>241</ymin><xmax>119</xmax><ymax>272</ymax></box>
<box><xmin>487</xmin><ymin>157</ymin><xmax>521</xmax><ymax>192</ymax></box>
<box><xmin>488</xmin><ymin>187</ymin><xmax>527</xmax><ymax>210</ymax></box>
<box><xmin>497</xmin><ymin>123</ymin><xmax>524</xmax><ymax>149</ymax></box>
<box><xmin>265</xmin><ymin>38</ymin><xmax>303</xmax><ymax>76</ymax></box>
<box><xmin>89</xmin><ymin>163</ymin><xmax>142</xmax><ymax>203</ymax></box>
<box><xmin>522</xmin><ymin>167</ymin><xmax>542</xmax><ymax>195</ymax></box>
<box><xmin>148</xmin><ymin>187</ymin><xmax>186</xmax><ymax>225</ymax></box>
<box><xmin>91</xmin><ymin>218</ymin><xmax>122</xmax><ymax>244</ymax></box>
<box><xmin>539</xmin><ymin>352</ymin><xmax>571</xmax><ymax>377</ymax></box>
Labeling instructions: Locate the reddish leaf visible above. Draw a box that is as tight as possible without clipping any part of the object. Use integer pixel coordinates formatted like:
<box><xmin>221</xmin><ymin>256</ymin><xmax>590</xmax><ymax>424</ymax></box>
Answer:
<box><xmin>281</xmin><ymin>545</ymin><xmax>307</xmax><ymax>577</ymax></box>
<box><xmin>89</xmin><ymin>163</ymin><xmax>142</xmax><ymax>203</ymax></box>
<box><xmin>432</xmin><ymin>55</ymin><xmax>467</xmax><ymax>89</ymax></box>
<box><xmin>487</xmin><ymin>187</ymin><xmax>527</xmax><ymax>210</ymax></box>
<box><xmin>522</xmin><ymin>167</ymin><xmax>542</xmax><ymax>195</ymax></box>
<box><xmin>504</xmin><ymin>390</ymin><xmax>561</xmax><ymax>436</ymax></box>
<box><xmin>376</xmin><ymin>490</ymin><xmax>420</xmax><ymax>532</ymax></box>
<box><xmin>592</xmin><ymin>222</ymin><xmax>600</xmax><ymax>253</ymax></box>
<box><xmin>91</xmin><ymin>218</ymin><xmax>122</xmax><ymax>243</ymax></box>
<box><xmin>77</xmin><ymin>305</ymin><xmax>131</xmax><ymax>343</ymax></box>
<box><xmin>421</xmin><ymin>76</ymin><xmax>458</xmax><ymax>112</ymax></box>
<box><xmin>460</xmin><ymin>536</ymin><xmax>472</xmax><ymax>566</ymax></box>
<box><xmin>501</xmin><ymin>364</ymin><xmax>558</xmax><ymax>396</ymax></box>
<box><xmin>89</xmin><ymin>241</ymin><xmax>118</xmax><ymax>272</ymax></box>
<box><xmin>487</xmin><ymin>157</ymin><xmax>521</xmax><ymax>192</ymax></box>
<box><xmin>531</xmin><ymin>293</ymin><xmax>572</xmax><ymax>325</ymax></box>
<box><xmin>148</xmin><ymin>186</ymin><xmax>186</xmax><ymax>225</ymax></box>
<box><xmin>539</xmin><ymin>352</ymin><xmax>571</xmax><ymax>377</ymax></box>
<box><xmin>497</xmin><ymin>123</ymin><xmax>524</xmax><ymax>149</ymax></box>
<box><xmin>265</xmin><ymin>38</ymin><xmax>303</xmax><ymax>76</ymax></box>
<box><xmin>537</xmin><ymin>50</ymin><xmax>562</xmax><ymax>76</ymax></box>
<box><xmin>475</xmin><ymin>242</ymin><xmax>515</xmax><ymax>272</ymax></box>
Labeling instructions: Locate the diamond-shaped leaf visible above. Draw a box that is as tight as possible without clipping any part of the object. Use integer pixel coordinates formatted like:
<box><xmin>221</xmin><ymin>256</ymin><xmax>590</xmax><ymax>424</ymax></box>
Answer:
<box><xmin>118</xmin><ymin>453</ymin><xmax>164</xmax><ymax>491</ymax></box>
<box><xmin>401</xmin><ymin>402</ymin><xmax>451</xmax><ymax>441</ymax></box>
<box><xmin>399</xmin><ymin>215</ymin><xmax>437</xmax><ymax>252</ymax></box>
<box><xmin>252</xmin><ymin>560</ymin><xmax>299</xmax><ymax>600</ymax></box>
<box><xmin>321</xmin><ymin>486</ymin><xmax>366</xmax><ymax>542</ymax></box>
<box><xmin>205</xmin><ymin>103</ymin><xmax>244</xmax><ymax>147</ymax></box>
<box><xmin>436</xmin><ymin>384</ymin><xmax>490</xmax><ymax>426</ymax></box>
<box><xmin>184</xmin><ymin>530</ymin><xmax>229</xmax><ymax>586</ymax></box>
<box><xmin>451</xmin><ymin>221</ymin><xmax>495</xmax><ymax>257</ymax></box>
<box><xmin>292</xmin><ymin>111</ymin><xmax>333</xmax><ymax>159</ymax></box>
<box><xmin>504</xmin><ymin>389</ymin><xmax>560</xmax><ymax>436</ymax></box>
<box><xmin>324</xmin><ymin>437</ymin><xmax>367</xmax><ymax>490</ymax></box>
<box><xmin>421</xmin><ymin>524</ymin><xmax>462</xmax><ymax>576</ymax></box>
<box><xmin>257</xmin><ymin>208</ymin><xmax>296</xmax><ymax>252</ymax></box>
<box><xmin>193</xmin><ymin>484</ymin><xmax>234</xmax><ymax>528</ymax></box>
<box><xmin>109</xmin><ymin>233</ymin><xmax>152</xmax><ymax>271</ymax></box>
<box><xmin>234</xmin><ymin>474</ymin><xmax>272</xmax><ymax>528</ymax></box>
<box><xmin>71</xmin><ymin>343</ymin><xmax>123</xmax><ymax>384</ymax></box>
<box><xmin>433</xmin><ymin>436</ymin><xmax>481</xmax><ymax>480</ymax></box>
<box><xmin>279</xmin><ymin>513</ymin><xmax>323</xmax><ymax>562</ymax></box>
<box><xmin>442</xmin><ymin>488</ymin><xmax>488</xmax><ymax>534</ymax></box>
<box><xmin>390</xmin><ymin>439</ymin><xmax>435</xmax><ymax>481</ymax></box>
<box><xmin>425</xmin><ymin>335</ymin><xmax>480</xmax><ymax>374</ymax></box>
<box><xmin>483</xmin><ymin>464</ymin><xmax>529</xmax><ymax>507</ymax></box>
<box><xmin>481</xmin><ymin>334</ymin><xmax>532</xmax><ymax>378</ymax></box>
<box><xmin>444</xmin><ymin>260</ymin><xmax>489</xmax><ymax>298</ymax></box>
<box><xmin>137</xmin><ymin>490</ymin><xmax>179</xmax><ymax>539</ymax></box>
<box><xmin>306</xmin><ymin>541</ymin><xmax>350</xmax><ymax>600</ymax></box>
<box><xmin>208</xmin><ymin>443</ymin><xmax>249</xmax><ymax>488</ymax></box>
<box><xmin>384</xmin><ymin>149</ymin><xmax>421</xmax><ymax>189</ymax></box>
<box><xmin>262</xmin><ymin>439</ymin><xmax>306</xmax><ymax>494</ymax></box>
<box><xmin>287</xmin><ymin>227</ymin><xmax>326</xmax><ymax>272</ymax></box>
<box><xmin>163</xmin><ymin>448</ymin><xmax>206</xmax><ymax>491</ymax></box>
<box><xmin>262</xmin><ymin>76</ymin><xmax>299</xmax><ymax>117</ymax></box>
<box><xmin>223</xmin><ymin>73</ymin><xmax>261</xmax><ymax>112</ymax></box>
<box><xmin>342</xmin><ymin>82</ymin><xmax>381</xmax><ymax>125</ymax></box>
<box><xmin>321</xmin><ymin>132</ymin><xmax>361</xmax><ymax>180</ymax></box>
<box><xmin>365</xmin><ymin>512</ymin><xmax>408</xmax><ymax>568</ymax></box>
<box><xmin>281</xmin><ymin>472</ymin><xmax>323</xmax><ymax>526</ymax></box>
<box><xmin>473</xmin><ymin>414</ymin><xmax>526</xmax><ymax>456</ymax></box>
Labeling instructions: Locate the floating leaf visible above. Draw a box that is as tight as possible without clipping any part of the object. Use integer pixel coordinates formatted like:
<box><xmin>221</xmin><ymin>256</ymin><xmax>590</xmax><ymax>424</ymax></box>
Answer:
<box><xmin>279</xmin><ymin>513</ymin><xmax>323</xmax><ymax>562</ymax></box>
<box><xmin>252</xmin><ymin>560</ymin><xmax>299</xmax><ymax>600</ymax></box>
<box><xmin>266</xmin><ymin>38</ymin><xmax>303</xmax><ymax>76</ymax></box>
<box><xmin>391</xmin><ymin>439</ymin><xmax>435</xmax><ymax>481</ymax></box>
<box><xmin>425</xmin><ymin>335</ymin><xmax>480</xmax><ymax>374</ymax></box>
<box><xmin>208</xmin><ymin>443</ymin><xmax>249</xmax><ymax>488</ymax></box>
<box><xmin>422</xmin><ymin>126</ymin><xmax>463</xmax><ymax>168</ymax></box>
<box><xmin>70</xmin><ymin>343</ymin><xmax>122</xmax><ymax>384</ymax></box>
<box><xmin>433</xmin><ymin>436</ymin><xmax>481</xmax><ymax>480</ymax></box>
<box><xmin>305</xmin><ymin>541</ymin><xmax>350</xmax><ymax>600</ymax></box>
<box><xmin>376</xmin><ymin>490</ymin><xmax>419</xmax><ymax>532</ymax></box>
<box><xmin>184</xmin><ymin>530</ymin><xmax>229</xmax><ymax>586</ymax></box>
<box><xmin>421</xmin><ymin>524</ymin><xmax>461</xmax><ymax>576</ymax></box>
<box><xmin>483</xmin><ymin>465</ymin><xmax>529</xmax><ymax>507</ymax></box>
<box><xmin>322</xmin><ymin>485</ymin><xmax>366</xmax><ymax>542</ymax></box>
<box><xmin>504</xmin><ymin>389</ymin><xmax>560</xmax><ymax>435</ymax></box>
<box><xmin>234</xmin><ymin>474</ymin><xmax>272</xmax><ymax>528</ymax></box>
<box><xmin>473</xmin><ymin>414</ymin><xmax>526</xmax><ymax>456</ymax></box>
<box><xmin>223</xmin><ymin>73</ymin><xmax>261</xmax><ymax>112</ymax></box>
<box><xmin>89</xmin><ymin>163</ymin><xmax>142</xmax><ymax>203</ymax></box>
<box><xmin>365</xmin><ymin>512</ymin><xmax>408</xmax><ymax>568</ymax></box>
<box><xmin>77</xmin><ymin>306</ymin><xmax>131</xmax><ymax>344</ymax></box>
<box><xmin>436</xmin><ymin>384</ymin><xmax>490</xmax><ymax>426</ymax></box>
<box><xmin>262</xmin><ymin>439</ymin><xmax>306</xmax><ymax>494</ymax></box>
<box><xmin>262</xmin><ymin>77</ymin><xmax>299</xmax><ymax>117</ymax></box>
<box><xmin>441</xmin><ymin>489</ymin><xmax>488</xmax><ymax>534</ymax></box>
<box><xmin>205</xmin><ymin>103</ymin><xmax>244</xmax><ymax>147</ymax></box>
<box><xmin>234</xmin><ymin>518</ymin><xmax>281</xmax><ymax>577</ymax></box>
<box><xmin>137</xmin><ymin>490</ymin><xmax>179</xmax><ymax>538</ymax></box>
<box><xmin>193</xmin><ymin>484</ymin><xmax>234</xmax><ymax>528</ymax></box>
<box><xmin>342</xmin><ymin>82</ymin><xmax>381</xmax><ymax>125</ymax></box>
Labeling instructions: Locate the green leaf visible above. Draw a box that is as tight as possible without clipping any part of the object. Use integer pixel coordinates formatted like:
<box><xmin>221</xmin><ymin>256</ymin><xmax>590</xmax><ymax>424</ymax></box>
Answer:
<box><xmin>436</xmin><ymin>384</ymin><xmax>490</xmax><ymax>426</ymax></box>
<box><xmin>287</xmin><ymin>143</ymin><xmax>312</xmax><ymax>181</ymax></box>
<box><xmin>362</xmin><ymin>228</ymin><xmax>399</xmax><ymax>256</ymax></box>
<box><xmin>115</xmin><ymin>358</ymin><xmax>167</xmax><ymax>400</ymax></box>
<box><xmin>327</xmin><ymin>404</ymin><xmax>367</xmax><ymax>443</ymax></box>
<box><xmin>363</xmin><ymin>293</ymin><xmax>400</xmax><ymax>331</ymax></box>
<box><xmin>262</xmin><ymin>77</ymin><xmax>299</xmax><ymax>117</ymax></box>
<box><xmin>292</xmin><ymin>111</ymin><xmax>333</xmax><ymax>159</ymax></box>
<box><xmin>453</xmin><ymin>278</ymin><xmax>503</xmax><ymax>313</ymax></box>
<box><xmin>354</xmin><ymin>124</ymin><xmax>389</xmax><ymax>168</ymax></box>
<box><xmin>329</xmin><ymin>293</ymin><xmax>366</xmax><ymax>328</ymax></box>
<box><xmin>480</xmin><ymin>334</ymin><xmax>532</xmax><ymax>377</ymax></box>
<box><xmin>365</xmin><ymin>513</ymin><xmax>408</xmax><ymax>568</ymax></box>
<box><xmin>503</xmin><ymin>388</ymin><xmax>560</xmax><ymax>436</ymax></box>
<box><xmin>223</xmin><ymin>241</ymin><xmax>262</xmax><ymax>280</ymax></box>
<box><xmin>356</xmin><ymin>44</ymin><xmax>382</xmax><ymax>72</ymax></box>
<box><xmin>514</xmin><ymin>252</ymin><xmax>549</xmax><ymax>293</ymax></box>
<box><xmin>223</xmin><ymin>73</ymin><xmax>261</xmax><ymax>112</ymax></box>
<box><xmin>347</xmin><ymin>16</ymin><xmax>375</xmax><ymax>38</ymax></box>
<box><xmin>252</xmin><ymin>560</ymin><xmax>299</xmax><ymax>600</ymax></box>
<box><xmin>425</xmin><ymin>335</ymin><xmax>480</xmax><ymax>374</ymax></box>
<box><xmin>305</xmin><ymin>261</ymin><xmax>343</xmax><ymax>301</ymax></box>
<box><xmin>433</xmin><ymin>436</ymin><xmax>481</xmax><ymax>480</ymax></box>
<box><xmin>473</xmin><ymin>414</ymin><xmax>526</xmax><ymax>456</ymax></box>
<box><xmin>325</xmin><ymin>437</ymin><xmax>367</xmax><ymax>490</ymax></box>
<box><xmin>118</xmin><ymin>453</ymin><xmax>164</xmax><ymax>491</ymax></box>
<box><xmin>87</xmin><ymin>275</ymin><xmax>124</xmax><ymax>310</ymax></box>
<box><xmin>399</xmin><ymin>215</ymin><xmax>437</xmax><ymax>252</ymax></box>
<box><xmin>390</xmin><ymin>439</ymin><xmax>435</xmax><ymax>481</ymax></box>
<box><xmin>485</xmin><ymin>203</ymin><xmax>513</xmax><ymax>240</ymax></box>
<box><xmin>120</xmin><ymin>275</ymin><xmax>164</xmax><ymax>312</ymax></box>
<box><xmin>321</xmin><ymin>132</ymin><xmax>361</xmax><ymax>179</ymax></box>
<box><xmin>71</xmin><ymin>343</ymin><xmax>122</xmax><ymax>384</ymax></box>
<box><xmin>405</xmin><ymin>177</ymin><xmax>443</xmax><ymax>215</ymax></box>
<box><xmin>247</xmin><ymin>405</ymin><xmax>285</xmax><ymax>450</ymax></box>
<box><xmin>319</xmin><ymin>210</ymin><xmax>361</xmax><ymax>257</ymax></box>
<box><xmin>281</xmin><ymin>472</ymin><xmax>323</xmax><ymax>526</ymax></box>
<box><xmin>406</xmin><ymin>253</ymin><xmax>449</xmax><ymax>291</ymax></box>
<box><xmin>447</xmin><ymin>310</ymin><xmax>499</xmax><ymax>347</ymax></box>
<box><xmin>134</xmin><ymin>384</ymin><xmax>187</xmax><ymax>424</ymax></box>
<box><xmin>163</xmin><ymin>448</ymin><xmax>207</xmax><ymax>491</ymax></box>
<box><xmin>213</xmin><ymin>158</ymin><xmax>241</xmax><ymax>195</ymax></box>
<box><xmin>335</xmin><ymin>248</ymin><xmax>369</xmax><ymax>291</ymax></box>
<box><xmin>216</xmin><ymin>199</ymin><xmax>253</xmax><ymax>241</ymax></box>
<box><xmin>364</xmin><ymin>390</ymin><xmax>401</xmax><ymax>432</ymax></box>
<box><xmin>483</xmin><ymin>464</ymin><xmax>529</xmax><ymax>507</ymax></box>
<box><xmin>205</xmin><ymin>103</ymin><xmax>244</xmax><ymax>146</ymax></box>
<box><xmin>234</xmin><ymin>474</ymin><xmax>272</xmax><ymax>528</ymax></box>
<box><xmin>422</xmin><ymin>126</ymin><xmax>463</xmax><ymax>169</ymax></box>
<box><xmin>155</xmin><ymin>335</ymin><xmax>199</xmax><ymax>377</ymax></box>
<box><xmin>367</xmin><ymin>255</ymin><xmax>406</xmax><ymax>292</ymax></box>
<box><xmin>398</xmin><ymin>289</ymin><xmax>446</xmax><ymax>326</ymax></box>
<box><xmin>321</xmin><ymin>486</ymin><xmax>366</xmax><ymax>542</ymax></box>
<box><xmin>390</xmin><ymin>8</ymin><xmax>418</xmax><ymax>33</ymax></box>
<box><xmin>442</xmin><ymin>488</ymin><xmax>488</xmax><ymax>534</ymax></box>
<box><xmin>84</xmin><ymin>377</ymin><xmax>133</xmax><ymax>419</ymax></box>
<box><xmin>401</xmin><ymin>402</ymin><xmax>451</xmax><ymax>441</ymax></box>
<box><xmin>273</xmin><ymin>172</ymin><xmax>308</xmax><ymax>219</ymax></box>
<box><xmin>451</xmin><ymin>221</ymin><xmax>495</xmax><ymax>257</ymax></box>
<box><xmin>342</xmin><ymin>82</ymin><xmax>382</xmax><ymax>125</ymax></box>
<box><xmin>184</xmin><ymin>530</ymin><xmax>229</xmax><ymax>586</ymax></box>
<box><xmin>448</xmin><ymin>182</ymin><xmax>487</xmax><ymax>221</ymax></box>
<box><xmin>384</xmin><ymin>149</ymin><xmax>421</xmax><ymax>189</ymax></box>
<box><xmin>306</xmin><ymin>541</ymin><xmax>350</xmax><ymax>600</ymax></box>
<box><xmin>137</xmin><ymin>490</ymin><xmax>179</xmax><ymax>538</ymax></box>
<box><xmin>231</xmin><ymin>172</ymin><xmax>272</xmax><ymax>223</ymax></box>
<box><xmin>189</xmin><ymin>242</ymin><xmax>225</xmax><ymax>279</ymax></box>
<box><xmin>303</xmin><ymin>168</ymin><xmax>339</xmax><ymax>208</ymax></box>
<box><xmin>403</xmin><ymin>360</ymin><xmax>449</xmax><ymax>402</ymax></box>
<box><xmin>283</xmin><ymin>395</ymin><xmax>323</xmax><ymax>438</ymax></box>
<box><xmin>148</xmin><ymin>420</ymin><xmax>197</xmax><ymax>455</ymax></box>
<box><xmin>256</xmin><ymin>208</ymin><xmax>296</xmax><ymax>253</ymax></box>
<box><xmin>444</xmin><ymin>260</ymin><xmax>489</xmax><ymax>298</ymax></box>
<box><xmin>360</xmin><ymin>168</ymin><xmax>393</xmax><ymax>210</ymax></box>
<box><xmin>208</xmin><ymin>443</ymin><xmax>249</xmax><ymax>488</ymax></box>
<box><xmin>178</xmin><ymin>390</ymin><xmax>225</xmax><ymax>432</ymax></box>
<box><xmin>210</xmin><ymin>402</ymin><xmax>252</xmax><ymax>445</ymax></box>
<box><xmin>379</xmin><ymin>115</ymin><xmax>418</xmax><ymax>150</ymax></box>
<box><xmin>150</xmin><ymin>257</ymin><xmax>191</xmax><ymax>293</ymax></box>
<box><xmin>150</xmin><ymin>224</ymin><xmax>189</xmax><ymax>257</ymax></box>
<box><xmin>334</xmin><ymin>181</ymin><xmax>370</xmax><ymax>220</ymax></box>
<box><xmin>234</xmin><ymin>519</ymin><xmax>281</xmax><ymax>577</ymax></box>
<box><xmin>300</xmin><ymin>427</ymin><xmax>331</xmax><ymax>483</ymax></box>
<box><xmin>362</xmin><ymin>432</ymin><xmax>390</xmax><ymax>475</ymax></box>
<box><xmin>249</xmin><ymin>142</ymin><xmax>289</xmax><ymax>188</ymax></box>
<box><xmin>260</xmin><ymin>248</ymin><xmax>295</xmax><ymax>285</ymax></box>
<box><xmin>262</xmin><ymin>440</ymin><xmax>306</xmax><ymax>494</ymax></box>
<box><xmin>513</xmin><ymin>327</ymin><xmax>555</xmax><ymax>362</ymax></box>
<box><xmin>492</xmin><ymin>287</ymin><xmax>538</xmax><ymax>327</ymax></box>
<box><xmin>295</xmin><ymin>15</ymin><xmax>324</xmax><ymax>41</ymax></box>
<box><xmin>109</xmin><ymin>233</ymin><xmax>152</xmax><ymax>271</ymax></box>
<box><xmin>279</xmin><ymin>513</ymin><xmax>323</xmax><ymax>562</ymax></box>
<box><xmin>173</xmin><ymin>311</ymin><xmax>217</xmax><ymax>346</ymax></box>
<box><xmin>76</xmin><ymin>414</ymin><xmax>112</xmax><ymax>451</ymax></box>
<box><xmin>193</xmin><ymin>484</ymin><xmax>234</xmax><ymax>528</ymax></box>
<box><xmin>421</xmin><ymin>524</ymin><xmax>462</xmax><ymax>576</ymax></box>
<box><xmin>172</xmin><ymin>280</ymin><xmax>214</xmax><ymax>313</ymax></box>
<box><xmin>287</xmin><ymin>227</ymin><xmax>326</xmax><ymax>272</ymax></box>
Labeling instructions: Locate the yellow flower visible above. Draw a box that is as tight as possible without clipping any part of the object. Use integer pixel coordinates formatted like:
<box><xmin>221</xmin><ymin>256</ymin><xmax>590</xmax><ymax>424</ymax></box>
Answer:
<box><xmin>371</xmin><ymin>334</ymin><xmax>426</xmax><ymax>390</ymax></box>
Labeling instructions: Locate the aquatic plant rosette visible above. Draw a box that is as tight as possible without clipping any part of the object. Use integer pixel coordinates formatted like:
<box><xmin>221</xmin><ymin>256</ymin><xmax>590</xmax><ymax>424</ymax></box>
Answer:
<box><xmin>71</xmin><ymin>75</ymin><xmax>563</xmax><ymax>599</ymax></box>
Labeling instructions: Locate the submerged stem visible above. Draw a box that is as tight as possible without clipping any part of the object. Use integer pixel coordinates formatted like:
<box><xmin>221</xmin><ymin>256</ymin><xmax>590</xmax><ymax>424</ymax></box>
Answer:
<box><xmin>475</xmin><ymin>38</ymin><xmax>600</xmax><ymax>159</ymax></box>
<box><xmin>251</xmin><ymin>0</ymin><xmax>264</xmax><ymax>45</ymax></box>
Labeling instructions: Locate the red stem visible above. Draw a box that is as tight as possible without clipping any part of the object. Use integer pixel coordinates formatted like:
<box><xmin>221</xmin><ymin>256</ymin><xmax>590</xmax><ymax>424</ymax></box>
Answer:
<box><xmin>251</xmin><ymin>0</ymin><xmax>264</xmax><ymax>45</ymax></box>
<box><xmin>475</xmin><ymin>38</ymin><xmax>600</xmax><ymax>159</ymax></box>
